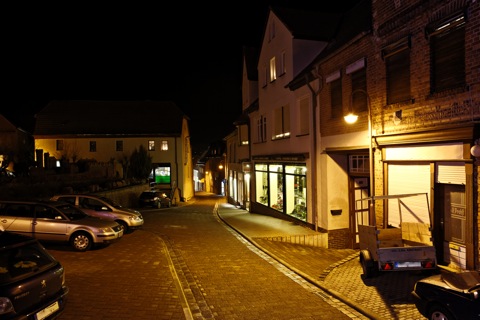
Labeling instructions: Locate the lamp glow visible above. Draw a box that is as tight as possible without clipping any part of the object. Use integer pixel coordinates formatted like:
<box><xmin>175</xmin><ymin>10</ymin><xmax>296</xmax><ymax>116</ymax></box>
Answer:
<box><xmin>344</xmin><ymin>113</ymin><xmax>358</xmax><ymax>124</ymax></box>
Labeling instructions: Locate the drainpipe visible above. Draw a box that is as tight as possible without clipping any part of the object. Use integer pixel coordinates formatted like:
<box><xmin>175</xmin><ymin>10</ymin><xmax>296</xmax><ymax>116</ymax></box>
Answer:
<box><xmin>306</xmin><ymin>69</ymin><xmax>323</xmax><ymax>231</ymax></box>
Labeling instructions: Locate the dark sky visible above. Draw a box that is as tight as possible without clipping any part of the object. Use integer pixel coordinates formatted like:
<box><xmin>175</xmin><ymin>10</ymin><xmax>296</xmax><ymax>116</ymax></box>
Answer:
<box><xmin>3</xmin><ymin>1</ymin><xmax>360</xmax><ymax>152</ymax></box>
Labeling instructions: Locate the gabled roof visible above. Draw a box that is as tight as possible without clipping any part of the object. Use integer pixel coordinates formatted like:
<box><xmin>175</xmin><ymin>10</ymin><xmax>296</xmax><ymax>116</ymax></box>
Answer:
<box><xmin>287</xmin><ymin>0</ymin><xmax>372</xmax><ymax>90</ymax></box>
<box><xmin>34</xmin><ymin>100</ymin><xmax>188</xmax><ymax>136</ymax></box>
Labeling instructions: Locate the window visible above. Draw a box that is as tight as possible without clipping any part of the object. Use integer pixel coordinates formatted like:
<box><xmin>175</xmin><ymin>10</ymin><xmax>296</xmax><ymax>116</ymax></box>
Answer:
<box><xmin>269</xmin><ymin>57</ymin><xmax>276</xmax><ymax>82</ymax></box>
<box><xmin>269</xmin><ymin>20</ymin><xmax>275</xmax><ymax>41</ymax></box>
<box><xmin>349</xmin><ymin>155</ymin><xmax>369</xmax><ymax>174</ymax></box>
<box><xmin>273</xmin><ymin>105</ymin><xmax>290</xmax><ymax>140</ymax></box>
<box><xmin>382</xmin><ymin>36</ymin><xmax>411</xmax><ymax>104</ymax></box>
<box><xmin>298</xmin><ymin>97</ymin><xmax>309</xmax><ymax>135</ymax></box>
<box><xmin>330</xmin><ymin>78</ymin><xmax>343</xmax><ymax>119</ymax></box>
<box><xmin>116</xmin><ymin>140</ymin><xmax>123</xmax><ymax>152</ymax></box>
<box><xmin>351</xmin><ymin>68</ymin><xmax>367</xmax><ymax>113</ymax></box>
<box><xmin>254</xmin><ymin>163</ymin><xmax>307</xmax><ymax>221</ymax></box>
<box><xmin>262</xmin><ymin>64</ymin><xmax>268</xmax><ymax>87</ymax></box>
<box><xmin>89</xmin><ymin>141</ymin><xmax>96</xmax><ymax>152</ymax></box>
<box><xmin>427</xmin><ymin>14</ymin><xmax>465</xmax><ymax>93</ymax></box>
<box><xmin>56</xmin><ymin>140</ymin><xmax>64</xmax><ymax>151</ymax></box>
<box><xmin>256</xmin><ymin>115</ymin><xmax>267</xmax><ymax>143</ymax></box>
<box><xmin>239</xmin><ymin>124</ymin><xmax>249</xmax><ymax>145</ymax></box>
<box><xmin>161</xmin><ymin>140</ymin><xmax>168</xmax><ymax>151</ymax></box>
<box><xmin>148</xmin><ymin>140</ymin><xmax>155</xmax><ymax>151</ymax></box>
<box><xmin>280</xmin><ymin>51</ymin><xmax>286</xmax><ymax>76</ymax></box>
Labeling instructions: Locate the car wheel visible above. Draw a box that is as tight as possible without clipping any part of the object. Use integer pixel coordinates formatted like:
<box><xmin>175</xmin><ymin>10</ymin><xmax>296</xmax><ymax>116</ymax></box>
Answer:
<box><xmin>70</xmin><ymin>231</ymin><xmax>93</xmax><ymax>252</ymax></box>
<box><xmin>360</xmin><ymin>250</ymin><xmax>377</xmax><ymax>278</ymax></box>
<box><xmin>117</xmin><ymin>220</ymin><xmax>129</xmax><ymax>233</ymax></box>
<box><xmin>427</xmin><ymin>304</ymin><xmax>455</xmax><ymax>320</ymax></box>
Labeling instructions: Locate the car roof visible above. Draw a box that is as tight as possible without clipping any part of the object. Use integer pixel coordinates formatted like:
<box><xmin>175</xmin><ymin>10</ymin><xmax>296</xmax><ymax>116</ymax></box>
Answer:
<box><xmin>0</xmin><ymin>231</ymin><xmax>38</xmax><ymax>249</ymax></box>
<box><xmin>0</xmin><ymin>199</ymin><xmax>66</xmax><ymax>207</ymax></box>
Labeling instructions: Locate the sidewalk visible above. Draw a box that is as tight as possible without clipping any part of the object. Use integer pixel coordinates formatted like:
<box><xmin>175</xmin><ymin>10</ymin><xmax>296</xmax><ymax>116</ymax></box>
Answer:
<box><xmin>213</xmin><ymin>199</ymin><xmax>426</xmax><ymax>320</ymax></box>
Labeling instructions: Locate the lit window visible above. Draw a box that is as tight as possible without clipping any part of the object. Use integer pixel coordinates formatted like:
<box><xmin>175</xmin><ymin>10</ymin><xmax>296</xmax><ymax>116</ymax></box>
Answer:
<box><xmin>148</xmin><ymin>140</ymin><xmax>155</xmax><ymax>151</ymax></box>
<box><xmin>161</xmin><ymin>140</ymin><xmax>168</xmax><ymax>151</ymax></box>
<box><xmin>269</xmin><ymin>57</ymin><xmax>276</xmax><ymax>82</ymax></box>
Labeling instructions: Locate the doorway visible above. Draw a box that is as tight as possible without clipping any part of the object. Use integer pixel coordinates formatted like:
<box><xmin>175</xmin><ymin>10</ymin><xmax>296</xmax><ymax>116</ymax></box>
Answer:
<box><xmin>434</xmin><ymin>183</ymin><xmax>466</xmax><ymax>267</ymax></box>
<box><xmin>349</xmin><ymin>177</ymin><xmax>370</xmax><ymax>248</ymax></box>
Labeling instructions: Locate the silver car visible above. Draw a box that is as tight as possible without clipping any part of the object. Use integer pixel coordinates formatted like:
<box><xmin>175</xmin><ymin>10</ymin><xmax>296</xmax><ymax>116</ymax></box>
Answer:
<box><xmin>0</xmin><ymin>200</ymin><xmax>123</xmax><ymax>252</ymax></box>
<box><xmin>50</xmin><ymin>194</ymin><xmax>144</xmax><ymax>233</ymax></box>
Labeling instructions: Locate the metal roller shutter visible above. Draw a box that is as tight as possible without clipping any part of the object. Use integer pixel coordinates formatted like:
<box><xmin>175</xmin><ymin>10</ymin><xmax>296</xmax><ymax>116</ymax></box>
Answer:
<box><xmin>387</xmin><ymin>164</ymin><xmax>431</xmax><ymax>227</ymax></box>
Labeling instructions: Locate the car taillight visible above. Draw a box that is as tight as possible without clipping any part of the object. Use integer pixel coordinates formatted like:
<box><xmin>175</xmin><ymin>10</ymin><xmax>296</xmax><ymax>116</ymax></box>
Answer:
<box><xmin>380</xmin><ymin>262</ymin><xmax>394</xmax><ymax>270</ymax></box>
<box><xmin>421</xmin><ymin>260</ymin><xmax>435</xmax><ymax>269</ymax></box>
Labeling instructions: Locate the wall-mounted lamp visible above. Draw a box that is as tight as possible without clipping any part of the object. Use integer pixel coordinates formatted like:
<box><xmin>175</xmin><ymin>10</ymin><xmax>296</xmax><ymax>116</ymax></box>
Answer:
<box><xmin>344</xmin><ymin>113</ymin><xmax>358</xmax><ymax>124</ymax></box>
<box><xmin>218</xmin><ymin>164</ymin><xmax>224</xmax><ymax>170</ymax></box>
<box><xmin>471</xmin><ymin>139</ymin><xmax>480</xmax><ymax>158</ymax></box>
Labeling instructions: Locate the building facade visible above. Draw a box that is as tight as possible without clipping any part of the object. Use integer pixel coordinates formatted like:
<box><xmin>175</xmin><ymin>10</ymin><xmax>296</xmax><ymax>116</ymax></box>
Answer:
<box><xmin>33</xmin><ymin>100</ymin><xmax>195</xmax><ymax>202</ymax></box>
<box><xmin>227</xmin><ymin>0</ymin><xmax>479</xmax><ymax>271</ymax></box>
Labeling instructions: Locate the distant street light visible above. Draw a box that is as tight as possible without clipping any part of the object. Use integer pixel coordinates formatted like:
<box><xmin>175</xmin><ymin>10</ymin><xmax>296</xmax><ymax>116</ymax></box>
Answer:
<box><xmin>344</xmin><ymin>89</ymin><xmax>375</xmax><ymax>223</ymax></box>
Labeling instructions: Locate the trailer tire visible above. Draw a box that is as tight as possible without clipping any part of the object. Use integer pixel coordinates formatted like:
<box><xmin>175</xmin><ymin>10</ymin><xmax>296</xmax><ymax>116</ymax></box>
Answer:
<box><xmin>360</xmin><ymin>250</ymin><xmax>377</xmax><ymax>278</ymax></box>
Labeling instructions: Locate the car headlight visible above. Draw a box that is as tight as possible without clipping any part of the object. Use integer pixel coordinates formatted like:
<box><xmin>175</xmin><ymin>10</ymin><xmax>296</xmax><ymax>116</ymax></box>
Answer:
<box><xmin>98</xmin><ymin>227</ymin><xmax>113</xmax><ymax>233</ymax></box>
<box><xmin>0</xmin><ymin>297</ymin><xmax>14</xmax><ymax>315</ymax></box>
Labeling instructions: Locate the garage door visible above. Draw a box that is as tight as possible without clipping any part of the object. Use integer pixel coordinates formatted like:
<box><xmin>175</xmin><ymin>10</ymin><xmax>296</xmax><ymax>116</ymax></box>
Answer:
<box><xmin>387</xmin><ymin>163</ymin><xmax>431</xmax><ymax>227</ymax></box>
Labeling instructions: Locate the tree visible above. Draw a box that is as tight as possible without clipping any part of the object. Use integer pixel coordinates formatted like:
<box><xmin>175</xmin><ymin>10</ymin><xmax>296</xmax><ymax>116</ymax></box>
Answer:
<box><xmin>129</xmin><ymin>145</ymin><xmax>152</xmax><ymax>181</ymax></box>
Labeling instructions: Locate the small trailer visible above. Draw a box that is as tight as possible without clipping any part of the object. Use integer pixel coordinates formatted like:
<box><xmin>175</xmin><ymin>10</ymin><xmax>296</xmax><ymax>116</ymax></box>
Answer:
<box><xmin>358</xmin><ymin>193</ymin><xmax>437</xmax><ymax>278</ymax></box>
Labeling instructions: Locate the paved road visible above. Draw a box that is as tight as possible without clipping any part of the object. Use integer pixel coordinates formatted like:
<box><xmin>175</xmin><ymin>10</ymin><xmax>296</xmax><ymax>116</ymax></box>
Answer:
<box><xmin>47</xmin><ymin>195</ymin><xmax>367</xmax><ymax>320</ymax></box>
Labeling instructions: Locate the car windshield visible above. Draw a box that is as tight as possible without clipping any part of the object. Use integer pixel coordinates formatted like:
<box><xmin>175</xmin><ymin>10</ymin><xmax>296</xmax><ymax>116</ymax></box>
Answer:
<box><xmin>56</xmin><ymin>204</ymin><xmax>88</xmax><ymax>220</ymax></box>
<box><xmin>0</xmin><ymin>240</ymin><xmax>57</xmax><ymax>283</ymax></box>
<box><xmin>98</xmin><ymin>196</ymin><xmax>123</xmax><ymax>208</ymax></box>
<box><xmin>442</xmin><ymin>271</ymin><xmax>480</xmax><ymax>291</ymax></box>
<box><xmin>140</xmin><ymin>192</ymin><xmax>156</xmax><ymax>199</ymax></box>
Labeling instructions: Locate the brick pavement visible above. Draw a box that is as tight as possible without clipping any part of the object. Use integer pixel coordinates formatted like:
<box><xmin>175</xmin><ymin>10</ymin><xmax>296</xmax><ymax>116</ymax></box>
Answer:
<box><xmin>215</xmin><ymin>201</ymin><xmax>428</xmax><ymax>320</ymax></box>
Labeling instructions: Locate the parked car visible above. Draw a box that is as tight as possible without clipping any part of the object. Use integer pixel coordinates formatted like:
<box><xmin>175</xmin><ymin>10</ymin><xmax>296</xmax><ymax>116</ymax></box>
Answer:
<box><xmin>50</xmin><ymin>194</ymin><xmax>144</xmax><ymax>233</ymax></box>
<box><xmin>0</xmin><ymin>231</ymin><xmax>69</xmax><ymax>319</ymax></box>
<box><xmin>411</xmin><ymin>270</ymin><xmax>480</xmax><ymax>320</ymax></box>
<box><xmin>0</xmin><ymin>200</ymin><xmax>124</xmax><ymax>251</ymax></box>
<box><xmin>138</xmin><ymin>190</ymin><xmax>172</xmax><ymax>209</ymax></box>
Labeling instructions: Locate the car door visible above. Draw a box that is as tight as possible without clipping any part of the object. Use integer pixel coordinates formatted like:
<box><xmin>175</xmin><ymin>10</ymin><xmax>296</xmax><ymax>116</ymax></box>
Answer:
<box><xmin>0</xmin><ymin>203</ymin><xmax>35</xmax><ymax>238</ymax></box>
<box><xmin>32</xmin><ymin>204</ymin><xmax>68</xmax><ymax>242</ymax></box>
<box><xmin>79</xmin><ymin>196</ymin><xmax>116</xmax><ymax>221</ymax></box>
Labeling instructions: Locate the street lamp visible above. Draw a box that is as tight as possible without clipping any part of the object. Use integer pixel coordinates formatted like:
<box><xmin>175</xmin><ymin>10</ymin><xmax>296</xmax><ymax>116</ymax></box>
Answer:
<box><xmin>344</xmin><ymin>89</ymin><xmax>375</xmax><ymax>222</ymax></box>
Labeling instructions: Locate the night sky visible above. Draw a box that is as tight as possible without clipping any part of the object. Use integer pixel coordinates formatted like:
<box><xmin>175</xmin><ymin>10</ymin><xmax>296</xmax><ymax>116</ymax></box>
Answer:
<box><xmin>3</xmin><ymin>1</ymin><xmax>360</xmax><ymax>153</ymax></box>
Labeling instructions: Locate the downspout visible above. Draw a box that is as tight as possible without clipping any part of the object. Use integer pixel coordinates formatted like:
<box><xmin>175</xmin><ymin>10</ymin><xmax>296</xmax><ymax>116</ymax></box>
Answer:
<box><xmin>306</xmin><ymin>69</ymin><xmax>323</xmax><ymax>231</ymax></box>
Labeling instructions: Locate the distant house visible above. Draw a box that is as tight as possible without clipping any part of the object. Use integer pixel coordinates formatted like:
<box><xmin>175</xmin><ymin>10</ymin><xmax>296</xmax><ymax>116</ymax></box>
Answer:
<box><xmin>0</xmin><ymin>114</ymin><xmax>34</xmax><ymax>175</ymax></box>
<box><xmin>33</xmin><ymin>100</ymin><xmax>194</xmax><ymax>201</ymax></box>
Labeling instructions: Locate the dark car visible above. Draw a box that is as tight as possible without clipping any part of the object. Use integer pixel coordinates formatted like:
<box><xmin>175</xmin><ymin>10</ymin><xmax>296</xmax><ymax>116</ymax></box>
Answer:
<box><xmin>138</xmin><ymin>190</ymin><xmax>172</xmax><ymax>208</ymax></box>
<box><xmin>411</xmin><ymin>270</ymin><xmax>480</xmax><ymax>320</ymax></box>
<box><xmin>0</xmin><ymin>231</ymin><xmax>69</xmax><ymax>319</ymax></box>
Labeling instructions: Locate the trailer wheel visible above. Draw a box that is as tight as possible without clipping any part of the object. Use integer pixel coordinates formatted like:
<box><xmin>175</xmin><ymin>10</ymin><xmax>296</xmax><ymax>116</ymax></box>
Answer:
<box><xmin>360</xmin><ymin>250</ymin><xmax>377</xmax><ymax>278</ymax></box>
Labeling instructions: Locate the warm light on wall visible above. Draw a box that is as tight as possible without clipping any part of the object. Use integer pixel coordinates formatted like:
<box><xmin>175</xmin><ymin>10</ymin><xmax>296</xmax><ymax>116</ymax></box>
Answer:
<box><xmin>471</xmin><ymin>139</ymin><xmax>480</xmax><ymax>157</ymax></box>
